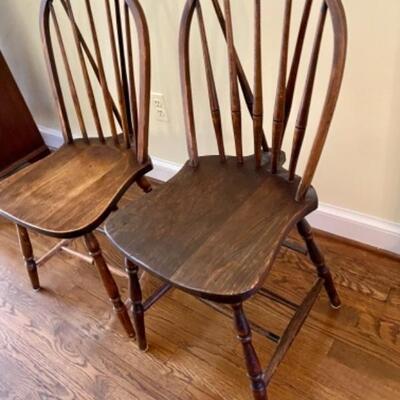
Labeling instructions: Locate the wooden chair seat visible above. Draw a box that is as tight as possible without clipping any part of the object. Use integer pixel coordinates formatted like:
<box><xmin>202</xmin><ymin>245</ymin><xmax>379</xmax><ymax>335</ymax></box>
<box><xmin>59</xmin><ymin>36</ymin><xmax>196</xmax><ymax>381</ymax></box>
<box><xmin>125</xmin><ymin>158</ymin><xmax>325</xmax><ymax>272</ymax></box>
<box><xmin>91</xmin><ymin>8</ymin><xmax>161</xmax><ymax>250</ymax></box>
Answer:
<box><xmin>106</xmin><ymin>155</ymin><xmax>317</xmax><ymax>303</ymax></box>
<box><xmin>0</xmin><ymin>139</ymin><xmax>151</xmax><ymax>239</ymax></box>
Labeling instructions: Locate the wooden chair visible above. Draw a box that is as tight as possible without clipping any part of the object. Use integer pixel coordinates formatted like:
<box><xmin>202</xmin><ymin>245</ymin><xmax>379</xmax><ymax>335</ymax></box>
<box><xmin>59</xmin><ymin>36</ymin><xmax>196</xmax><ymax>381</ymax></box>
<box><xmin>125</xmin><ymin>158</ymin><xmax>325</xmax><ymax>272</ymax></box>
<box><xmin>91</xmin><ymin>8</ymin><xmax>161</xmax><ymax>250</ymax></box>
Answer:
<box><xmin>0</xmin><ymin>0</ymin><xmax>152</xmax><ymax>339</ymax></box>
<box><xmin>105</xmin><ymin>0</ymin><xmax>347</xmax><ymax>398</ymax></box>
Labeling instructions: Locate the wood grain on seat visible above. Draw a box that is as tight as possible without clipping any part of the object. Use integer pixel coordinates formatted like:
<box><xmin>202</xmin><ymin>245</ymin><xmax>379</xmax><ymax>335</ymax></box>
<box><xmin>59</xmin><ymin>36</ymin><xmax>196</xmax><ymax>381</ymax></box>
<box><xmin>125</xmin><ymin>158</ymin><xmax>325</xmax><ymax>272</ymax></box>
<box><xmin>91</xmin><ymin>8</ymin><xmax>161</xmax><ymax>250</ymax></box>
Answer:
<box><xmin>0</xmin><ymin>138</ymin><xmax>151</xmax><ymax>239</ymax></box>
<box><xmin>106</xmin><ymin>156</ymin><xmax>317</xmax><ymax>303</ymax></box>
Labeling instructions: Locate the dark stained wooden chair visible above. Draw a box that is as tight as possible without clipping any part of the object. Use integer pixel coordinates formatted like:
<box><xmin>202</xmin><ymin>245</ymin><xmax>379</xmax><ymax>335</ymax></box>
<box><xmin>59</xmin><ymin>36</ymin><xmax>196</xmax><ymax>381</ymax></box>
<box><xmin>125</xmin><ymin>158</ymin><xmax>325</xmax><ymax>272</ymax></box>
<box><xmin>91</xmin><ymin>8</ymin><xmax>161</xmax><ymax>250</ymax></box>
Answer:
<box><xmin>105</xmin><ymin>0</ymin><xmax>347</xmax><ymax>398</ymax></box>
<box><xmin>0</xmin><ymin>0</ymin><xmax>152</xmax><ymax>339</ymax></box>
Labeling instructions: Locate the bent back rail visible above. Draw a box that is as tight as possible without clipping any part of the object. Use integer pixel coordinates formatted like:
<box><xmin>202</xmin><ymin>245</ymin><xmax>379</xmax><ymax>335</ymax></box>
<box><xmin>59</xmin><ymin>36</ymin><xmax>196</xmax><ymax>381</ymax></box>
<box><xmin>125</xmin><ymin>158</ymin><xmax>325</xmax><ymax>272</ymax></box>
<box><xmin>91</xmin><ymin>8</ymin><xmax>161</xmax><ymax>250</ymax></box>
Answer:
<box><xmin>295</xmin><ymin>0</ymin><xmax>346</xmax><ymax>200</ymax></box>
<box><xmin>40</xmin><ymin>0</ymin><xmax>151</xmax><ymax>164</ymax></box>
<box><xmin>179</xmin><ymin>0</ymin><xmax>347</xmax><ymax>200</ymax></box>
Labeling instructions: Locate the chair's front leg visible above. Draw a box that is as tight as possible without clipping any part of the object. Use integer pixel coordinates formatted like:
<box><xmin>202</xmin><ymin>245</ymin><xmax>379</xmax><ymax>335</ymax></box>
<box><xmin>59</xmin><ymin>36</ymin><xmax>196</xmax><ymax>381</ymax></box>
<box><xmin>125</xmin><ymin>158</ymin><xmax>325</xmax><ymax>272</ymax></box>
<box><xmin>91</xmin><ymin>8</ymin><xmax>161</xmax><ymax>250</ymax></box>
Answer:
<box><xmin>84</xmin><ymin>232</ymin><xmax>135</xmax><ymax>338</ymax></box>
<box><xmin>16</xmin><ymin>225</ymin><xmax>40</xmax><ymax>291</ymax></box>
<box><xmin>297</xmin><ymin>219</ymin><xmax>341</xmax><ymax>308</ymax></box>
<box><xmin>125</xmin><ymin>259</ymin><xmax>148</xmax><ymax>351</ymax></box>
<box><xmin>232</xmin><ymin>303</ymin><xmax>267</xmax><ymax>400</ymax></box>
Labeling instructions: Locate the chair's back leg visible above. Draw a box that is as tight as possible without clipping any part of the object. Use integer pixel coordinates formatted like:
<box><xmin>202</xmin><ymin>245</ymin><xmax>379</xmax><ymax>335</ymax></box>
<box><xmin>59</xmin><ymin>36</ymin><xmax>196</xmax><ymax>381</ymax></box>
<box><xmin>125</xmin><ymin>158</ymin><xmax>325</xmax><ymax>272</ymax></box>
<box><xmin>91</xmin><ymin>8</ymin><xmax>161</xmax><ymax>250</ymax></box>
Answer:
<box><xmin>16</xmin><ymin>225</ymin><xmax>40</xmax><ymax>291</ymax></box>
<box><xmin>297</xmin><ymin>219</ymin><xmax>341</xmax><ymax>308</ymax></box>
<box><xmin>84</xmin><ymin>232</ymin><xmax>135</xmax><ymax>338</ymax></box>
<box><xmin>137</xmin><ymin>176</ymin><xmax>152</xmax><ymax>193</ymax></box>
<box><xmin>125</xmin><ymin>259</ymin><xmax>148</xmax><ymax>351</ymax></box>
<box><xmin>232</xmin><ymin>303</ymin><xmax>267</xmax><ymax>400</ymax></box>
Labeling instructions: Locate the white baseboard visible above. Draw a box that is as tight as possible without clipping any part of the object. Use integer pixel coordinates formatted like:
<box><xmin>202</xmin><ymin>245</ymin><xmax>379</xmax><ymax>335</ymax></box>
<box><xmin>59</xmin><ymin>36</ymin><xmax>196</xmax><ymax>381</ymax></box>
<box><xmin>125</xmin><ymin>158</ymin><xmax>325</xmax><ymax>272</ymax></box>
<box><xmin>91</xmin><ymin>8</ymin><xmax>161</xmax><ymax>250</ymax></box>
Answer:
<box><xmin>39</xmin><ymin>125</ymin><xmax>64</xmax><ymax>149</ymax></box>
<box><xmin>146</xmin><ymin>157</ymin><xmax>182</xmax><ymax>182</ymax></box>
<box><xmin>307</xmin><ymin>205</ymin><xmax>400</xmax><ymax>255</ymax></box>
<box><xmin>40</xmin><ymin>126</ymin><xmax>400</xmax><ymax>255</ymax></box>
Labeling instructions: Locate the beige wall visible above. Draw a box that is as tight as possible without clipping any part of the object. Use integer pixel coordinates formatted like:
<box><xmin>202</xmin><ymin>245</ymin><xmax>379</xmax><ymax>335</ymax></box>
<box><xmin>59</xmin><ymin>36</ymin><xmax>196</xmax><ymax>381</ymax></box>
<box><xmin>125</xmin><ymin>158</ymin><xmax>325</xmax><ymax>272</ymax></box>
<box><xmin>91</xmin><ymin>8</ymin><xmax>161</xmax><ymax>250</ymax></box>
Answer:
<box><xmin>1</xmin><ymin>1</ymin><xmax>399</xmax><ymax>223</ymax></box>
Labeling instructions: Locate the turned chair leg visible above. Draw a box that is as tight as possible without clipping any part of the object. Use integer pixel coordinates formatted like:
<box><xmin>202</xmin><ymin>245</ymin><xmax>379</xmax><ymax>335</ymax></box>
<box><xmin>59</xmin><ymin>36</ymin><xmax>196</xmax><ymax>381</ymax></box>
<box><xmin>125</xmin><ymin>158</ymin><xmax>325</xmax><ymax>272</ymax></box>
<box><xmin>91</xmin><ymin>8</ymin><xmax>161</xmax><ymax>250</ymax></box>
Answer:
<box><xmin>125</xmin><ymin>259</ymin><xmax>148</xmax><ymax>351</ymax></box>
<box><xmin>16</xmin><ymin>225</ymin><xmax>40</xmax><ymax>291</ymax></box>
<box><xmin>297</xmin><ymin>219</ymin><xmax>341</xmax><ymax>308</ymax></box>
<box><xmin>137</xmin><ymin>176</ymin><xmax>152</xmax><ymax>193</ymax></box>
<box><xmin>232</xmin><ymin>303</ymin><xmax>267</xmax><ymax>400</ymax></box>
<box><xmin>84</xmin><ymin>232</ymin><xmax>135</xmax><ymax>338</ymax></box>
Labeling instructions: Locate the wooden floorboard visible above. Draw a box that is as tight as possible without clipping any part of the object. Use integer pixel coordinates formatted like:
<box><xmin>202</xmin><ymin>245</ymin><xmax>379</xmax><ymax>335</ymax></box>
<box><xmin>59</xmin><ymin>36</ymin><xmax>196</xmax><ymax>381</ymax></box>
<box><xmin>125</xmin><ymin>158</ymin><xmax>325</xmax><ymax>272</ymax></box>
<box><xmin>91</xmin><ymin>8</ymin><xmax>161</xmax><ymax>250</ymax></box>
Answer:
<box><xmin>0</xmin><ymin>182</ymin><xmax>399</xmax><ymax>399</ymax></box>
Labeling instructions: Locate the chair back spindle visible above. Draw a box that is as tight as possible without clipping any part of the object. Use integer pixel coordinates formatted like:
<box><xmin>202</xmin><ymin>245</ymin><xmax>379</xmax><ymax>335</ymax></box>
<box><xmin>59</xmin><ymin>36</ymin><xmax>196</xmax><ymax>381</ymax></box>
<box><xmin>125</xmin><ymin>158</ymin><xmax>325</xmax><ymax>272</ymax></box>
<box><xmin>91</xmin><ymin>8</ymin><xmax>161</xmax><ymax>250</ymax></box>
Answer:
<box><xmin>289</xmin><ymin>2</ymin><xmax>327</xmax><ymax>181</ymax></box>
<box><xmin>40</xmin><ymin>0</ymin><xmax>150</xmax><ymax>164</ymax></box>
<box><xmin>114</xmin><ymin>0</ymin><xmax>135</xmax><ymax>145</ymax></box>
<box><xmin>224</xmin><ymin>0</ymin><xmax>243</xmax><ymax>164</ymax></box>
<box><xmin>210</xmin><ymin>0</ymin><xmax>269</xmax><ymax>152</ymax></box>
<box><xmin>84</xmin><ymin>0</ymin><xmax>119</xmax><ymax>145</ymax></box>
<box><xmin>59</xmin><ymin>0</ymin><xmax>124</xmax><ymax>129</ymax></box>
<box><xmin>284</xmin><ymin>0</ymin><xmax>313</xmax><ymax>131</ymax></box>
<box><xmin>253</xmin><ymin>0</ymin><xmax>263</xmax><ymax>168</ymax></box>
<box><xmin>104</xmin><ymin>0</ymin><xmax>131</xmax><ymax>148</ymax></box>
<box><xmin>50</xmin><ymin>4</ymin><xmax>89</xmax><ymax>143</ymax></box>
<box><xmin>125</xmin><ymin>3</ymin><xmax>139</xmax><ymax>142</ymax></box>
<box><xmin>196</xmin><ymin>2</ymin><xmax>226</xmax><ymax>162</ymax></box>
<box><xmin>65</xmin><ymin>0</ymin><xmax>105</xmax><ymax>143</ymax></box>
<box><xmin>179</xmin><ymin>0</ymin><xmax>347</xmax><ymax>201</ymax></box>
<box><xmin>271</xmin><ymin>0</ymin><xmax>292</xmax><ymax>173</ymax></box>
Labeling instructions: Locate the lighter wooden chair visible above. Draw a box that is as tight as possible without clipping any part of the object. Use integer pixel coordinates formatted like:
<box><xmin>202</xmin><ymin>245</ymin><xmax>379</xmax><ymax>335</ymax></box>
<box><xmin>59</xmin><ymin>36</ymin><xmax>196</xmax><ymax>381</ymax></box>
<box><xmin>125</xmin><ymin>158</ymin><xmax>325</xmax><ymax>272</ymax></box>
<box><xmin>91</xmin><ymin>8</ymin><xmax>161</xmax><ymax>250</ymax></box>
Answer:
<box><xmin>105</xmin><ymin>0</ymin><xmax>347</xmax><ymax>398</ymax></box>
<box><xmin>0</xmin><ymin>0</ymin><xmax>151</xmax><ymax>339</ymax></box>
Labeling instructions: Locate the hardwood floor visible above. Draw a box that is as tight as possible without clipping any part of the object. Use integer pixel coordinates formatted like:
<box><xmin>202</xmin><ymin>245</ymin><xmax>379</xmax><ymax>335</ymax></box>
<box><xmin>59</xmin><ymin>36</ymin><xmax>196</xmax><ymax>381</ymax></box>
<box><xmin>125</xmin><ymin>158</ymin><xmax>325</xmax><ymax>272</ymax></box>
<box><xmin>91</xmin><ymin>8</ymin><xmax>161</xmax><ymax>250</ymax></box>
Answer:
<box><xmin>0</xmin><ymin>183</ymin><xmax>399</xmax><ymax>399</ymax></box>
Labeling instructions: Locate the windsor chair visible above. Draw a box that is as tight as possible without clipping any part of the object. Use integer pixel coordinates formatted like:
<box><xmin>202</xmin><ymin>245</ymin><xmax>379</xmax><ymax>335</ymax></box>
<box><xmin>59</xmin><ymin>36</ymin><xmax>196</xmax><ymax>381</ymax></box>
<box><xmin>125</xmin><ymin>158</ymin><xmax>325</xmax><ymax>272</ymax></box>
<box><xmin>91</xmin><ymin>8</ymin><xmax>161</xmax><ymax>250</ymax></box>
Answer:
<box><xmin>0</xmin><ymin>0</ymin><xmax>152</xmax><ymax>339</ymax></box>
<box><xmin>106</xmin><ymin>0</ymin><xmax>347</xmax><ymax>398</ymax></box>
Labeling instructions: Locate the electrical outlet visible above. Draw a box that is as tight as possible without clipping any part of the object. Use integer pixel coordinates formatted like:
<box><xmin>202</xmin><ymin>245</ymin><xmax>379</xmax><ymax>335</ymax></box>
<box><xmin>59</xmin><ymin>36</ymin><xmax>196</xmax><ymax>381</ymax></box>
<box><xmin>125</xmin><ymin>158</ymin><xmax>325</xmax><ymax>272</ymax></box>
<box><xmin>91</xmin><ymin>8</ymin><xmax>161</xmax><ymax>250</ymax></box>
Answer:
<box><xmin>151</xmin><ymin>92</ymin><xmax>168</xmax><ymax>122</ymax></box>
